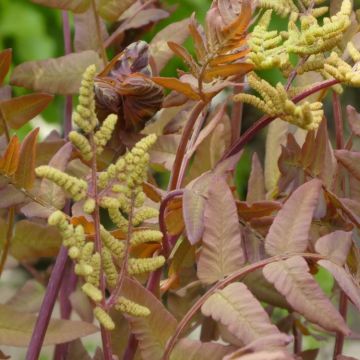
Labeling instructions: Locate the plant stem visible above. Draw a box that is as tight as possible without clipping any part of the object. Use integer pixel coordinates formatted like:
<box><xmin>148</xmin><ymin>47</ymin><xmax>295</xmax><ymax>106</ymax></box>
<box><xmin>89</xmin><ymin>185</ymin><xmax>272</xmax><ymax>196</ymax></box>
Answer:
<box><xmin>333</xmin><ymin>291</ymin><xmax>348</xmax><ymax>359</ymax></box>
<box><xmin>158</xmin><ymin>189</ymin><xmax>184</xmax><ymax>257</ymax></box>
<box><xmin>91</xmin><ymin>0</ymin><xmax>107</xmax><ymax>67</ymax></box>
<box><xmin>54</xmin><ymin>263</ymin><xmax>77</xmax><ymax>360</ymax></box>
<box><xmin>161</xmin><ymin>253</ymin><xmax>324</xmax><ymax>360</ymax></box>
<box><xmin>332</xmin><ymin>90</ymin><xmax>347</xmax><ymax>360</ymax></box>
<box><xmin>168</xmin><ymin>101</ymin><xmax>206</xmax><ymax>190</ymax></box>
<box><xmin>293</xmin><ymin>319</ymin><xmax>302</xmax><ymax>354</ymax></box>
<box><xmin>122</xmin><ymin>258</ymin><xmax>163</xmax><ymax>360</ymax></box>
<box><xmin>123</xmin><ymin>334</ymin><xmax>139</xmax><ymax>360</ymax></box>
<box><xmin>333</xmin><ymin>92</ymin><xmax>344</xmax><ymax>149</ymax></box>
<box><xmin>0</xmin><ymin>206</ymin><xmax>15</xmax><ymax>276</ymax></box>
<box><xmin>106</xmin><ymin>195</ymin><xmax>135</xmax><ymax>308</ymax></box>
<box><xmin>0</xmin><ymin>107</ymin><xmax>10</xmax><ymax>142</ymax></box>
<box><xmin>177</xmin><ymin>107</ymin><xmax>208</xmax><ymax>189</ymax></box>
<box><xmin>53</xmin><ymin>12</ymin><xmax>75</xmax><ymax>359</ymax></box>
<box><xmin>231</xmin><ymin>84</ymin><xmax>244</xmax><ymax>144</ymax></box>
<box><xmin>122</xmin><ymin>188</ymin><xmax>182</xmax><ymax>360</ymax></box>
<box><xmin>26</xmin><ymin>247</ymin><xmax>71</xmax><ymax>360</ymax></box>
<box><xmin>26</xmin><ymin>11</ymin><xmax>75</xmax><ymax>359</ymax></box>
<box><xmin>0</xmin><ymin>111</ymin><xmax>14</xmax><ymax>277</ymax></box>
<box><xmin>89</xmin><ymin>134</ymin><xmax>113</xmax><ymax>360</ymax></box>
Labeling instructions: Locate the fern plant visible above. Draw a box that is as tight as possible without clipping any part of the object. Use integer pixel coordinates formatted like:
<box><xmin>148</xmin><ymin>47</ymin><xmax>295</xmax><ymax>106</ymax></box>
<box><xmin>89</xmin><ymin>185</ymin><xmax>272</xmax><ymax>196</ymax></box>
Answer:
<box><xmin>0</xmin><ymin>0</ymin><xmax>360</xmax><ymax>359</ymax></box>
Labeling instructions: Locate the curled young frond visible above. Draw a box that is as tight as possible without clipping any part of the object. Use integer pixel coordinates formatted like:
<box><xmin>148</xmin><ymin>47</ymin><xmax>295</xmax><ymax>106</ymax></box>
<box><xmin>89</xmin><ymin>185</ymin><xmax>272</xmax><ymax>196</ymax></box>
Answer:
<box><xmin>94</xmin><ymin>307</ymin><xmax>115</xmax><ymax>331</ymax></box>
<box><xmin>72</xmin><ymin>64</ymin><xmax>98</xmax><ymax>133</ymax></box>
<box><xmin>285</xmin><ymin>0</ymin><xmax>351</xmax><ymax>56</ymax></box>
<box><xmin>94</xmin><ymin>114</ymin><xmax>118</xmax><ymax>155</ymax></box>
<box><xmin>235</xmin><ymin>72</ymin><xmax>323</xmax><ymax>130</ymax></box>
<box><xmin>115</xmin><ymin>296</ymin><xmax>150</xmax><ymax>317</ymax></box>
<box><xmin>35</xmin><ymin>166</ymin><xmax>88</xmax><ymax>201</ymax></box>
<box><xmin>128</xmin><ymin>256</ymin><xmax>166</xmax><ymax>275</ymax></box>
<box><xmin>68</xmin><ymin>131</ymin><xmax>92</xmax><ymax>161</ymax></box>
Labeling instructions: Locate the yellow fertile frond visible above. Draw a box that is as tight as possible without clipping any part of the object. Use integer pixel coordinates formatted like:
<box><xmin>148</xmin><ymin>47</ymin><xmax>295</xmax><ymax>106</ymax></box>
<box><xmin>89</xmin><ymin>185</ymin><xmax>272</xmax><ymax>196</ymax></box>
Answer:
<box><xmin>94</xmin><ymin>307</ymin><xmax>115</xmax><ymax>330</ymax></box>
<box><xmin>324</xmin><ymin>52</ymin><xmax>360</xmax><ymax>86</ymax></box>
<box><xmin>36</xmin><ymin>166</ymin><xmax>88</xmax><ymax>201</ymax></box>
<box><xmin>247</xmin><ymin>10</ymin><xmax>290</xmax><ymax>72</ymax></box>
<box><xmin>234</xmin><ymin>72</ymin><xmax>324</xmax><ymax>130</ymax></box>
<box><xmin>108</xmin><ymin>207</ymin><xmax>129</xmax><ymax>233</ymax></box>
<box><xmin>102</xmin><ymin>247</ymin><xmax>118</xmax><ymax>289</ymax></box>
<box><xmin>86</xmin><ymin>252</ymin><xmax>101</xmax><ymax>287</ymax></box>
<box><xmin>83</xmin><ymin>197</ymin><xmax>96</xmax><ymax>214</ymax></box>
<box><xmin>82</xmin><ymin>282</ymin><xmax>103</xmax><ymax>302</ymax></box>
<box><xmin>115</xmin><ymin>296</ymin><xmax>150</xmax><ymax>317</ymax></box>
<box><xmin>347</xmin><ymin>42</ymin><xmax>360</xmax><ymax>62</ymax></box>
<box><xmin>72</xmin><ymin>64</ymin><xmax>98</xmax><ymax>133</ymax></box>
<box><xmin>94</xmin><ymin>114</ymin><xmax>118</xmax><ymax>155</ymax></box>
<box><xmin>128</xmin><ymin>256</ymin><xmax>166</xmax><ymax>275</ymax></box>
<box><xmin>285</xmin><ymin>0</ymin><xmax>351</xmax><ymax>55</ymax></box>
<box><xmin>74</xmin><ymin>263</ymin><xmax>93</xmax><ymax>276</ymax></box>
<box><xmin>68</xmin><ymin>131</ymin><xmax>92</xmax><ymax>161</ymax></box>
<box><xmin>257</xmin><ymin>0</ymin><xmax>298</xmax><ymax>18</ymax></box>
<box><xmin>48</xmin><ymin>210</ymin><xmax>76</xmax><ymax>247</ymax></box>
<box><xmin>132</xmin><ymin>207</ymin><xmax>159</xmax><ymax>226</ymax></box>
<box><xmin>131</xmin><ymin>229</ymin><xmax>163</xmax><ymax>246</ymax></box>
<box><xmin>99</xmin><ymin>196</ymin><xmax>120</xmax><ymax>209</ymax></box>
<box><xmin>100</xmin><ymin>226</ymin><xmax>125</xmax><ymax>259</ymax></box>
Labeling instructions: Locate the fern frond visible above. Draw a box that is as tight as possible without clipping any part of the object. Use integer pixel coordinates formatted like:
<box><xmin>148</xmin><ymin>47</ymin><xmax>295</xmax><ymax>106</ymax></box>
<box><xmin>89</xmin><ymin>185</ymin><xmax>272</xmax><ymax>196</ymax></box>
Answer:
<box><xmin>248</xmin><ymin>10</ymin><xmax>290</xmax><ymax>71</ymax></box>
<box><xmin>234</xmin><ymin>72</ymin><xmax>323</xmax><ymax>130</ymax></box>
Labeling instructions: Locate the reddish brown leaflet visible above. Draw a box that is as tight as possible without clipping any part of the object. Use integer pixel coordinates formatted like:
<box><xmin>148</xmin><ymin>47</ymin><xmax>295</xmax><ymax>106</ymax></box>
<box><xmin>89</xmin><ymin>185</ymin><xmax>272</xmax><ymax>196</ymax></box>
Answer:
<box><xmin>94</xmin><ymin>41</ymin><xmax>164</xmax><ymax>132</ymax></box>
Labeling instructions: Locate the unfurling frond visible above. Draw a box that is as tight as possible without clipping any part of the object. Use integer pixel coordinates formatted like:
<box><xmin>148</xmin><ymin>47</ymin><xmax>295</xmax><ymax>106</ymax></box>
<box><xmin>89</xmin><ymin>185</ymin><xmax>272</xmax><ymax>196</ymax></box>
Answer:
<box><xmin>234</xmin><ymin>72</ymin><xmax>323</xmax><ymax>130</ymax></box>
